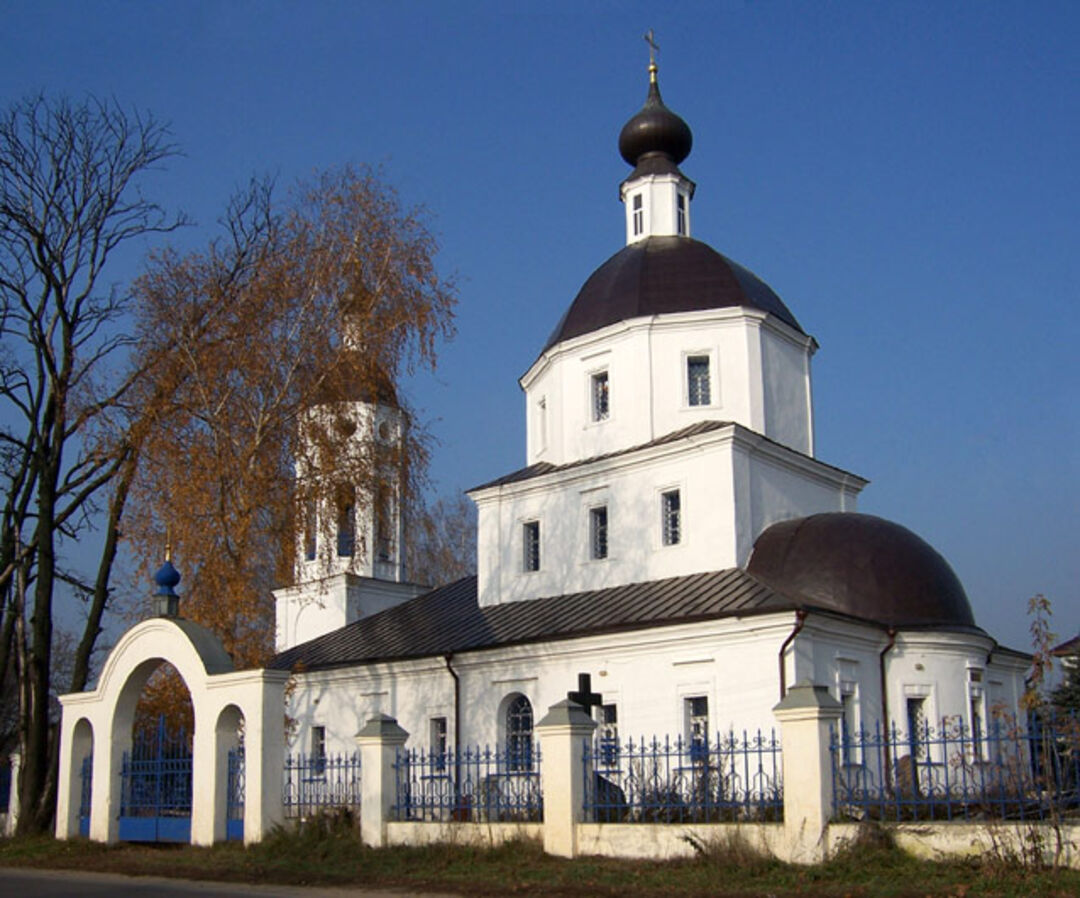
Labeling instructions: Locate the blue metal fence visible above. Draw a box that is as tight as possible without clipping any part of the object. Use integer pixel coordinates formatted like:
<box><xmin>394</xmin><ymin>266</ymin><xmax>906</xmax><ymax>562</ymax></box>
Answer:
<box><xmin>78</xmin><ymin>754</ymin><xmax>92</xmax><ymax>837</ymax></box>
<box><xmin>119</xmin><ymin>717</ymin><xmax>193</xmax><ymax>842</ymax></box>
<box><xmin>393</xmin><ymin>744</ymin><xmax>543</xmax><ymax>822</ymax></box>
<box><xmin>282</xmin><ymin>751</ymin><xmax>362</xmax><ymax>818</ymax></box>
<box><xmin>831</xmin><ymin>710</ymin><xmax>1080</xmax><ymax>822</ymax></box>
<box><xmin>0</xmin><ymin>757</ymin><xmax>10</xmax><ymax>816</ymax></box>
<box><xmin>583</xmin><ymin>730</ymin><xmax>783</xmax><ymax>823</ymax></box>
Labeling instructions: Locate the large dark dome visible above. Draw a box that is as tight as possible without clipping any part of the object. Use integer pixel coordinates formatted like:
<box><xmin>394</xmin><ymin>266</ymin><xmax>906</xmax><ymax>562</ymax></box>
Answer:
<box><xmin>542</xmin><ymin>236</ymin><xmax>804</xmax><ymax>354</ymax></box>
<box><xmin>747</xmin><ymin>513</ymin><xmax>978</xmax><ymax>631</ymax></box>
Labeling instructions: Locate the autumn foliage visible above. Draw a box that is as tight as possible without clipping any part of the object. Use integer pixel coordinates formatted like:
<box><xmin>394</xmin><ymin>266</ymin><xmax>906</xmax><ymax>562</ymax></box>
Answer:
<box><xmin>124</xmin><ymin>168</ymin><xmax>456</xmax><ymax>670</ymax></box>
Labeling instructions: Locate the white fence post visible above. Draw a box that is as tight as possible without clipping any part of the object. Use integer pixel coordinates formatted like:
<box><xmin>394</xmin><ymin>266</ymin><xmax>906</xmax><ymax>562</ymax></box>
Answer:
<box><xmin>536</xmin><ymin>699</ymin><xmax>596</xmax><ymax>858</ymax></box>
<box><xmin>773</xmin><ymin>679</ymin><xmax>842</xmax><ymax>864</ymax></box>
<box><xmin>4</xmin><ymin>752</ymin><xmax>19</xmax><ymax>836</ymax></box>
<box><xmin>355</xmin><ymin>714</ymin><xmax>409</xmax><ymax>848</ymax></box>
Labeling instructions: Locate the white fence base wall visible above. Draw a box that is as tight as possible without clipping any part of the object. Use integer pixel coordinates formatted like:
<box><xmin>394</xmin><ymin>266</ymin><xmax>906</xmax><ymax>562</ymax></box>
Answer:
<box><xmin>827</xmin><ymin>823</ymin><xmax>1080</xmax><ymax>870</ymax></box>
<box><xmin>383</xmin><ymin>820</ymin><xmax>1080</xmax><ymax>869</ymax></box>
<box><xmin>577</xmin><ymin>822</ymin><xmax>786</xmax><ymax>861</ymax></box>
<box><xmin>387</xmin><ymin>821</ymin><xmax>543</xmax><ymax>848</ymax></box>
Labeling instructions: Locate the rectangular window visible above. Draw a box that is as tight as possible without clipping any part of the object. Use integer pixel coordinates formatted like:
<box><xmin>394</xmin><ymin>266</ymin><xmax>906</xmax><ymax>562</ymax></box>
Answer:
<box><xmin>687</xmin><ymin>355</ymin><xmax>711</xmax><ymax>406</ymax></box>
<box><xmin>840</xmin><ymin>687</ymin><xmax>858</xmax><ymax>765</ymax></box>
<box><xmin>591</xmin><ymin>370</ymin><xmax>609</xmax><ymax>421</ymax></box>
<box><xmin>685</xmin><ymin>696</ymin><xmax>709</xmax><ymax>762</ymax></box>
<box><xmin>677</xmin><ymin>193</ymin><xmax>686</xmax><ymax>235</ymax></box>
<box><xmin>303</xmin><ymin>499</ymin><xmax>317</xmax><ymax>561</ymax></box>
<box><xmin>374</xmin><ymin>484</ymin><xmax>392</xmax><ymax>561</ymax></box>
<box><xmin>968</xmin><ymin>669</ymin><xmax>985</xmax><ymax>759</ymax></box>
<box><xmin>311</xmin><ymin>725</ymin><xmax>327</xmax><ymax>775</ymax></box>
<box><xmin>430</xmin><ymin>716</ymin><xmax>448</xmax><ymax>769</ymax></box>
<box><xmin>661</xmin><ymin>489</ymin><xmax>681</xmax><ymax>546</ymax></box>
<box><xmin>632</xmin><ymin>193</ymin><xmax>643</xmax><ymax>236</ymax></box>
<box><xmin>523</xmin><ymin>521</ymin><xmax>540</xmax><ymax>572</ymax></box>
<box><xmin>536</xmin><ymin>397</ymin><xmax>547</xmax><ymax>451</ymax></box>
<box><xmin>598</xmin><ymin>703</ymin><xmax>619</xmax><ymax>768</ymax></box>
<box><xmin>906</xmin><ymin>697</ymin><xmax>928</xmax><ymax>761</ymax></box>
<box><xmin>590</xmin><ymin>506</ymin><xmax>608</xmax><ymax>560</ymax></box>
<box><xmin>336</xmin><ymin>487</ymin><xmax>355</xmax><ymax>557</ymax></box>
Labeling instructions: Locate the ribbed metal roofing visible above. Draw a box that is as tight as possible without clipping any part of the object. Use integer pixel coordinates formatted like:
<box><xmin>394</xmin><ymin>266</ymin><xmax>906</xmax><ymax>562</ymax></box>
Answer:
<box><xmin>269</xmin><ymin>568</ymin><xmax>793</xmax><ymax>672</ymax></box>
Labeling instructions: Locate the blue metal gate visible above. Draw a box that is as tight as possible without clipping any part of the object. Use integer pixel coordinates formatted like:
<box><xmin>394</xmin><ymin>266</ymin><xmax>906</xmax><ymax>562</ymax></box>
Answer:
<box><xmin>78</xmin><ymin>754</ymin><xmax>92</xmax><ymax>837</ymax></box>
<box><xmin>119</xmin><ymin>716</ymin><xmax>192</xmax><ymax>842</ymax></box>
<box><xmin>227</xmin><ymin>747</ymin><xmax>244</xmax><ymax>841</ymax></box>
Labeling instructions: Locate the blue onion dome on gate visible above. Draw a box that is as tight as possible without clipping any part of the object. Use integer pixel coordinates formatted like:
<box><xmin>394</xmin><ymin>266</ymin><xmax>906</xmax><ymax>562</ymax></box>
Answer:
<box><xmin>154</xmin><ymin>557</ymin><xmax>181</xmax><ymax>596</ymax></box>
<box><xmin>747</xmin><ymin>513</ymin><xmax>980</xmax><ymax>632</ymax></box>
<box><xmin>618</xmin><ymin>62</ymin><xmax>693</xmax><ymax>175</ymax></box>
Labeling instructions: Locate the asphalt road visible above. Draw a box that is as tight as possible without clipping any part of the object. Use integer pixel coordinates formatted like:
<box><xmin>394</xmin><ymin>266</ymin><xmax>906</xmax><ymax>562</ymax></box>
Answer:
<box><xmin>0</xmin><ymin>868</ymin><xmax>459</xmax><ymax>898</ymax></box>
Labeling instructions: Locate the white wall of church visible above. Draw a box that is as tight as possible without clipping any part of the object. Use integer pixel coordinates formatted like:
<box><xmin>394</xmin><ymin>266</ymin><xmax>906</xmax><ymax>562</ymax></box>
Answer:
<box><xmin>474</xmin><ymin>423</ymin><xmax>863</xmax><ymax>608</ymax></box>
<box><xmin>283</xmin><ymin>613</ymin><xmax>1027</xmax><ymax>765</ymax></box>
<box><xmin>522</xmin><ymin>310</ymin><xmax>815</xmax><ymax>468</ymax></box>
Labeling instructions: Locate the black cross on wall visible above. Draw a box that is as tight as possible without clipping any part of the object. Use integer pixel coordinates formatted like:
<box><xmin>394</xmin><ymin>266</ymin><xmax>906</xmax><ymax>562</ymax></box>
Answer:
<box><xmin>568</xmin><ymin>672</ymin><xmax>603</xmax><ymax>713</ymax></box>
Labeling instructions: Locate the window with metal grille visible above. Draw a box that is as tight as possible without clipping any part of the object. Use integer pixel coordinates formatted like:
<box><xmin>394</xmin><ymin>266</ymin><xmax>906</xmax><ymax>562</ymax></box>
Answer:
<box><xmin>590</xmin><ymin>506</ymin><xmax>608</xmax><ymax>559</ymax></box>
<box><xmin>598</xmin><ymin>703</ymin><xmax>619</xmax><ymax>767</ymax></box>
<box><xmin>311</xmin><ymin>725</ymin><xmax>326</xmax><ymax>775</ymax></box>
<box><xmin>686</xmin><ymin>696</ymin><xmax>709</xmax><ymax>762</ymax></box>
<box><xmin>677</xmin><ymin>192</ymin><xmax>686</xmax><ymax>235</ymax></box>
<box><xmin>430</xmin><ymin>717</ymin><xmax>448</xmax><ymax>769</ymax></box>
<box><xmin>687</xmin><ymin>355</ymin><xmax>711</xmax><ymax>406</ymax></box>
<box><xmin>661</xmin><ymin>489</ymin><xmax>681</xmax><ymax>546</ymax></box>
<box><xmin>632</xmin><ymin>193</ymin><xmax>643</xmax><ymax>235</ymax></box>
<box><xmin>506</xmin><ymin>695</ymin><xmax>534</xmax><ymax>771</ymax></box>
<box><xmin>591</xmin><ymin>371</ymin><xmax>609</xmax><ymax>421</ymax></box>
<box><xmin>523</xmin><ymin>521</ymin><xmax>540</xmax><ymax>572</ymax></box>
<box><xmin>906</xmin><ymin>697</ymin><xmax>928</xmax><ymax>761</ymax></box>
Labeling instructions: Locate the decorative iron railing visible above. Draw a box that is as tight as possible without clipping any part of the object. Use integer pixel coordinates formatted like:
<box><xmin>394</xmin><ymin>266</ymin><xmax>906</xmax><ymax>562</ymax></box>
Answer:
<box><xmin>583</xmin><ymin>731</ymin><xmax>784</xmax><ymax>823</ymax></box>
<box><xmin>831</xmin><ymin>710</ymin><xmax>1080</xmax><ymax>822</ymax></box>
<box><xmin>393</xmin><ymin>744</ymin><xmax>543</xmax><ymax>823</ymax></box>
<box><xmin>282</xmin><ymin>751</ymin><xmax>362</xmax><ymax>818</ymax></box>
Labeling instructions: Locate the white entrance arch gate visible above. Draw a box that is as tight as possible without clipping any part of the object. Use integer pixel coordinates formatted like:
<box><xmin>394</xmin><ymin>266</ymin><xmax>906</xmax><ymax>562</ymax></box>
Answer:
<box><xmin>56</xmin><ymin>616</ymin><xmax>289</xmax><ymax>845</ymax></box>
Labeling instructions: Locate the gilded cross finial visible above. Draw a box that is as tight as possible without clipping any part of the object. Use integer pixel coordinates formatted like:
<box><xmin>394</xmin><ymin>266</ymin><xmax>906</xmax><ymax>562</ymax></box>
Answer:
<box><xmin>165</xmin><ymin>524</ymin><xmax>172</xmax><ymax>562</ymax></box>
<box><xmin>644</xmin><ymin>29</ymin><xmax>660</xmax><ymax>82</ymax></box>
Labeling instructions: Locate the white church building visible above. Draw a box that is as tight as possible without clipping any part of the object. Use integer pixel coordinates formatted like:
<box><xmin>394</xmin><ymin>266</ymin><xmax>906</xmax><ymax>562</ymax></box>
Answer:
<box><xmin>53</xmin><ymin>57</ymin><xmax>1032</xmax><ymax>850</ymax></box>
<box><xmin>269</xmin><ymin>58</ymin><xmax>1028</xmax><ymax>764</ymax></box>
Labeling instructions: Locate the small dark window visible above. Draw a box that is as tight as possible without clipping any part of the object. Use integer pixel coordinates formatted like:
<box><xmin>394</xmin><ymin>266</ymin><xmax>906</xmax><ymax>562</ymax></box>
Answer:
<box><xmin>632</xmin><ymin>193</ymin><xmax>643</xmax><ymax>236</ymax></box>
<box><xmin>687</xmin><ymin>355</ymin><xmax>711</xmax><ymax>406</ymax></box>
<box><xmin>590</xmin><ymin>506</ymin><xmax>608</xmax><ymax>560</ymax></box>
<box><xmin>598</xmin><ymin>703</ymin><xmax>619</xmax><ymax>768</ymax></box>
<box><xmin>677</xmin><ymin>192</ymin><xmax>686</xmax><ymax>235</ymax></box>
<box><xmin>523</xmin><ymin>521</ymin><xmax>540</xmax><ymax>572</ymax></box>
<box><xmin>661</xmin><ymin>490</ymin><xmax>681</xmax><ymax>546</ymax></box>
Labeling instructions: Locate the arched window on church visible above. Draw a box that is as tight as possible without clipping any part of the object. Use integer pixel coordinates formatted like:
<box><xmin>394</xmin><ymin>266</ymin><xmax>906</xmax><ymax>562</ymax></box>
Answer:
<box><xmin>505</xmin><ymin>694</ymin><xmax>533</xmax><ymax>771</ymax></box>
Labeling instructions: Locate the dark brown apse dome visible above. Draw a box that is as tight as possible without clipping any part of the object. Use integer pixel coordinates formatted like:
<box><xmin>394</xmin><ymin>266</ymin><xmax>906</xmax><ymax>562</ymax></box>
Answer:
<box><xmin>541</xmin><ymin>237</ymin><xmax>804</xmax><ymax>354</ymax></box>
<box><xmin>747</xmin><ymin>513</ymin><xmax>978</xmax><ymax>630</ymax></box>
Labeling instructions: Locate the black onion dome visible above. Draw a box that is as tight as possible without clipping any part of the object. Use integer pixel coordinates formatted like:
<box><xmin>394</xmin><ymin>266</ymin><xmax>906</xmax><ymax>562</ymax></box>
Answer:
<box><xmin>541</xmin><ymin>236</ymin><xmax>803</xmax><ymax>354</ymax></box>
<box><xmin>747</xmin><ymin>513</ymin><xmax>979</xmax><ymax>631</ymax></box>
<box><xmin>618</xmin><ymin>76</ymin><xmax>693</xmax><ymax>168</ymax></box>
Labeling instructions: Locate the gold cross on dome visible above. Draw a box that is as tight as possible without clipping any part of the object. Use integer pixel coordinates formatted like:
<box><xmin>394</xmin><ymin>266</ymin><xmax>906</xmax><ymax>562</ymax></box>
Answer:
<box><xmin>644</xmin><ymin>29</ymin><xmax>659</xmax><ymax>66</ymax></box>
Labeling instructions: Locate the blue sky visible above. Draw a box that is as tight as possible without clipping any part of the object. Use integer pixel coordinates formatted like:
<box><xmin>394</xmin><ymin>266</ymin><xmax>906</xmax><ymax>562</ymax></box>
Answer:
<box><xmin>3</xmin><ymin>1</ymin><xmax>1076</xmax><ymax>651</ymax></box>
